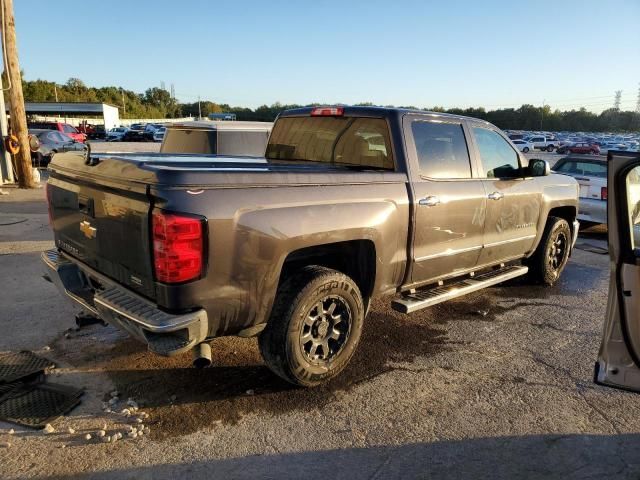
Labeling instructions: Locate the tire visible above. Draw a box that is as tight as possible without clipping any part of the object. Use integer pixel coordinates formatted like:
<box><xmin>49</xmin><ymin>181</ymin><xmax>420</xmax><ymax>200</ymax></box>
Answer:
<box><xmin>546</xmin><ymin>145</ymin><xmax>555</xmax><ymax>152</ymax></box>
<box><xmin>523</xmin><ymin>147</ymin><xmax>529</xmax><ymax>153</ymax></box>
<box><xmin>259</xmin><ymin>266</ymin><xmax>365</xmax><ymax>387</ymax></box>
<box><xmin>526</xmin><ymin>216</ymin><xmax>572</xmax><ymax>286</ymax></box>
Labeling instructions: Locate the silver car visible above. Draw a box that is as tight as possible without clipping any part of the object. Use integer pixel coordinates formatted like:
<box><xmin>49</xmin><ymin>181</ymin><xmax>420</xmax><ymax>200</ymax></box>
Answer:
<box><xmin>553</xmin><ymin>156</ymin><xmax>607</xmax><ymax>225</ymax></box>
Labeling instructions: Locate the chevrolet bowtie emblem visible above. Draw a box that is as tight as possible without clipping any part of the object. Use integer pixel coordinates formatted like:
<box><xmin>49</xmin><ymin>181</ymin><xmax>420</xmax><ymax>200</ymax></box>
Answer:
<box><xmin>80</xmin><ymin>220</ymin><xmax>97</xmax><ymax>239</ymax></box>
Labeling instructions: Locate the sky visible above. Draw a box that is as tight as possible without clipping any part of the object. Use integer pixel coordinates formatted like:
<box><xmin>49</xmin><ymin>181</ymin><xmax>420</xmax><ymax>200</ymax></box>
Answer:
<box><xmin>14</xmin><ymin>0</ymin><xmax>640</xmax><ymax>112</ymax></box>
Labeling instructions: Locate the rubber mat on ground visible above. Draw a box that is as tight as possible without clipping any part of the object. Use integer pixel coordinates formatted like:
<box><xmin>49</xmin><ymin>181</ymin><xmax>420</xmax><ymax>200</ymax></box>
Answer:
<box><xmin>0</xmin><ymin>351</ymin><xmax>55</xmax><ymax>384</ymax></box>
<box><xmin>0</xmin><ymin>382</ymin><xmax>83</xmax><ymax>428</ymax></box>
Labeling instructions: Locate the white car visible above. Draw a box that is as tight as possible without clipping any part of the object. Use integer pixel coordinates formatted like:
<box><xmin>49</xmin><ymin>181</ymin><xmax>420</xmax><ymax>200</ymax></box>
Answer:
<box><xmin>511</xmin><ymin>139</ymin><xmax>534</xmax><ymax>153</ymax></box>
<box><xmin>153</xmin><ymin>127</ymin><xmax>166</xmax><ymax>142</ymax></box>
<box><xmin>106</xmin><ymin>127</ymin><xmax>129</xmax><ymax>142</ymax></box>
<box><xmin>553</xmin><ymin>157</ymin><xmax>607</xmax><ymax>224</ymax></box>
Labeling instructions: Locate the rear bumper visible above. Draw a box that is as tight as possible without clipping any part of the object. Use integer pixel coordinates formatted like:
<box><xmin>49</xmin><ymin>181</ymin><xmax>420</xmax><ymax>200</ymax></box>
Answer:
<box><xmin>577</xmin><ymin>198</ymin><xmax>607</xmax><ymax>225</ymax></box>
<box><xmin>42</xmin><ymin>249</ymin><xmax>208</xmax><ymax>356</ymax></box>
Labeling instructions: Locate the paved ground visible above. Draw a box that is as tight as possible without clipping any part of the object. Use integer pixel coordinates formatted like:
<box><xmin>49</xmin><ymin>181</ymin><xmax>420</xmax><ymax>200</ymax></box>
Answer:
<box><xmin>2</xmin><ymin>164</ymin><xmax>640</xmax><ymax>479</ymax></box>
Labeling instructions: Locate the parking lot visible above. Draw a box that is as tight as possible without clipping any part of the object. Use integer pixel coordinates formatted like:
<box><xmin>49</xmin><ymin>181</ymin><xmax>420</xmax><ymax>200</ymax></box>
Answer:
<box><xmin>2</xmin><ymin>149</ymin><xmax>640</xmax><ymax>479</ymax></box>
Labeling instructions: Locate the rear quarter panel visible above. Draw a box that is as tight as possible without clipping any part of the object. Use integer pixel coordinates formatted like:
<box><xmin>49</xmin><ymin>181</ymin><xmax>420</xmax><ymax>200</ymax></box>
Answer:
<box><xmin>151</xmin><ymin>176</ymin><xmax>410</xmax><ymax>336</ymax></box>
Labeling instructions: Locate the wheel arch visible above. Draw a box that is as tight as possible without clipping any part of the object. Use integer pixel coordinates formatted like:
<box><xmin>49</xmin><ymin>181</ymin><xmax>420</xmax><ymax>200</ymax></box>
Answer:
<box><xmin>279</xmin><ymin>240</ymin><xmax>377</xmax><ymax>309</ymax></box>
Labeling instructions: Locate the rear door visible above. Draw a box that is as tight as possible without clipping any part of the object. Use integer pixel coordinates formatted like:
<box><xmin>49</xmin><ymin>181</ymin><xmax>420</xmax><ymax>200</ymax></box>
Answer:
<box><xmin>403</xmin><ymin>115</ymin><xmax>487</xmax><ymax>285</ymax></box>
<box><xmin>469</xmin><ymin>125</ymin><xmax>541</xmax><ymax>266</ymax></box>
<box><xmin>596</xmin><ymin>152</ymin><xmax>640</xmax><ymax>391</ymax></box>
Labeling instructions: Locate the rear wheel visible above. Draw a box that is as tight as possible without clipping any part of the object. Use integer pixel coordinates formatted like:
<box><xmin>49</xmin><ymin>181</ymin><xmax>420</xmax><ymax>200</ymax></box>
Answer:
<box><xmin>259</xmin><ymin>266</ymin><xmax>365</xmax><ymax>387</ymax></box>
<box><xmin>547</xmin><ymin>145</ymin><xmax>555</xmax><ymax>152</ymax></box>
<box><xmin>526</xmin><ymin>216</ymin><xmax>571</xmax><ymax>286</ymax></box>
<box><xmin>523</xmin><ymin>147</ymin><xmax>530</xmax><ymax>153</ymax></box>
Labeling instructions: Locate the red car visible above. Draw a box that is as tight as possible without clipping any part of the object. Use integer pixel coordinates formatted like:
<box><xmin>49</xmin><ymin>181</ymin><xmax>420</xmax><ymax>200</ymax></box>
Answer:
<box><xmin>28</xmin><ymin>121</ymin><xmax>86</xmax><ymax>143</ymax></box>
<box><xmin>568</xmin><ymin>142</ymin><xmax>600</xmax><ymax>155</ymax></box>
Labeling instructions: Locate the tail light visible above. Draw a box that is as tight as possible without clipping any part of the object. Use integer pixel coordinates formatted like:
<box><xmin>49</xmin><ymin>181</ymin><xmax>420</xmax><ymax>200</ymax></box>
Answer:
<box><xmin>152</xmin><ymin>210</ymin><xmax>205</xmax><ymax>283</ymax></box>
<box><xmin>601</xmin><ymin>186</ymin><xmax>608</xmax><ymax>201</ymax></box>
<box><xmin>310</xmin><ymin>107</ymin><xmax>344</xmax><ymax>116</ymax></box>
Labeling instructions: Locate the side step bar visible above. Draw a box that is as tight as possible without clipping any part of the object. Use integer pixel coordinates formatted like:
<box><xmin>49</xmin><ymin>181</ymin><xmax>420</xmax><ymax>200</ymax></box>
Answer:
<box><xmin>391</xmin><ymin>265</ymin><xmax>528</xmax><ymax>314</ymax></box>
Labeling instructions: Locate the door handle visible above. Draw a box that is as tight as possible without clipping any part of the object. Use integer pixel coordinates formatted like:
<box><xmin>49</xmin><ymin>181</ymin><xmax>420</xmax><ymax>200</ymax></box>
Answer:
<box><xmin>487</xmin><ymin>192</ymin><xmax>504</xmax><ymax>201</ymax></box>
<box><xmin>419</xmin><ymin>196</ymin><xmax>441</xmax><ymax>207</ymax></box>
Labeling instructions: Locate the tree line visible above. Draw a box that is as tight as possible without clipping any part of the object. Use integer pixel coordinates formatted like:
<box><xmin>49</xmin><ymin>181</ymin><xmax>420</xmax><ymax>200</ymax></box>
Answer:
<box><xmin>18</xmin><ymin>77</ymin><xmax>640</xmax><ymax>132</ymax></box>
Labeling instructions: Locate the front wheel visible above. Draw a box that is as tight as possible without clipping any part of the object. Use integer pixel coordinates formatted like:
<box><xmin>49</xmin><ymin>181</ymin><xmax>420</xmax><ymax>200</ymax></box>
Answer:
<box><xmin>526</xmin><ymin>216</ymin><xmax>571</xmax><ymax>286</ymax></box>
<box><xmin>523</xmin><ymin>147</ymin><xmax>530</xmax><ymax>153</ymax></box>
<box><xmin>546</xmin><ymin>145</ymin><xmax>555</xmax><ymax>152</ymax></box>
<box><xmin>259</xmin><ymin>266</ymin><xmax>365</xmax><ymax>387</ymax></box>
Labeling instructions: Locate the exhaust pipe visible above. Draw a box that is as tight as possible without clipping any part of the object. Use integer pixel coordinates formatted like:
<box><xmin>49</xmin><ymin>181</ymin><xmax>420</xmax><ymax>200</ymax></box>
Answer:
<box><xmin>192</xmin><ymin>342</ymin><xmax>212</xmax><ymax>369</ymax></box>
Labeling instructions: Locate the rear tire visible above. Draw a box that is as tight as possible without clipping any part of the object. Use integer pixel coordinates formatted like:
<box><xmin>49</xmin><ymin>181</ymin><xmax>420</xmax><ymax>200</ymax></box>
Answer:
<box><xmin>523</xmin><ymin>147</ymin><xmax>530</xmax><ymax>153</ymax></box>
<box><xmin>547</xmin><ymin>145</ymin><xmax>555</xmax><ymax>152</ymax></box>
<box><xmin>526</xmin><ymin>216</ymin><xmax>571</xmax><ymax>286</ymax></box>
<box><xmin>259</xmin><ymin>266</ymin><xmax>365</xmax><ymax>387</ymax></box>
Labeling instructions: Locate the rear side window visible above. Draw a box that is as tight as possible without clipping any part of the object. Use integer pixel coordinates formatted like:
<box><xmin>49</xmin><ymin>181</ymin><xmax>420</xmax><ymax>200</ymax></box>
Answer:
<box><xmin>160</xmin><ymin>129</ymin><xmax>217</xmax><ymax>154</ymax></box>
<box><xmin>411</xmin><ymin>121</ymin><xmax>471</xmax><ymax>179</ymax></box>
<box><xmin>555</xmin><ymin>160</ymin><xmax>606</xmax><ymax>178</ymax></box>
<box><xmin>62</xmin><ymin>124</ymin><xmax>77</xmax><ymax>133</ymax></box>
<box><xmin>472</xmin><ymin>127</ymin><xmax>521</xmax><ymax>178</ymax></box>
<box><xmin>266</xmin><ymin>117</ymin><xmax>394</xmax><ymax>170</ymax></box>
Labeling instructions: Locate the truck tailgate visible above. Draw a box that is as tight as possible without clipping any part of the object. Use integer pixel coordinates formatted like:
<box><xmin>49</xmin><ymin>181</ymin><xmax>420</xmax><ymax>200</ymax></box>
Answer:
<box><xmin>48</xmin><ymin>166</ymin><xmax>156</xmax><ymax>299</ymax></box>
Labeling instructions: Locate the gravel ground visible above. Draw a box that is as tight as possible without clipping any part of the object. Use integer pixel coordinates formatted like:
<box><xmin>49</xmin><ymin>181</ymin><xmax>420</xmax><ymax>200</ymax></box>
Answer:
<box><xmin>1</xmin><ymin>175</ymin><xmax>639</xmax><ymax>479</ymax></box>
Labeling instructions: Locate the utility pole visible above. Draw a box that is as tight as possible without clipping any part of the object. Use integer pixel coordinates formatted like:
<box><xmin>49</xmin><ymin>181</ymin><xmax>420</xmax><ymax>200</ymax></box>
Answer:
<box><xmin>635</xmin><ymin>83</ymin><xmax>640</xmax><ymax>113</ymax></box>
<box><xmin>53</xmin><ymin>84</ymin><xmax>58</xmax><ymax>102</ymax></box>
<box><xmin>0</xmin><ymin>73</ymin><xmax>13</xmax><ymax>184</ymax></box>
<box><xmin>198</xmin><ymin>95</ymin><xmax>201</xmax><ymax>120</ymax></box>
<box><xmin>540</xmin><ymin>98</ymin><xmax>545</xmax><ymax>130</ymax></box>
<box><xmin>121</xmin><ymin>89</ymin><xmax>126</xmax><ymax>117</ymax></box>
<box><xmin>1</xmin><ymin>0</ymin><xmax>34</xmax><ymax>188</ymax></box>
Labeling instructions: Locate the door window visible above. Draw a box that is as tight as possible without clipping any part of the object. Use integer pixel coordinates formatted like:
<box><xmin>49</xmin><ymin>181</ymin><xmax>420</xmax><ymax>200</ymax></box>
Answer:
<box><xmin>472</xmin><ymin>127</ymin><xmax>521</xmax><ymax>178</ymax></box>
<box><xmin>627</xmin><ymin>166</ymin><xmax>640</xmax><ymax>250</ymax></box>
<box><xmin>411</xmin><ymin>121</ymin><xmax>471</xmax><ymax>179</ymax></box>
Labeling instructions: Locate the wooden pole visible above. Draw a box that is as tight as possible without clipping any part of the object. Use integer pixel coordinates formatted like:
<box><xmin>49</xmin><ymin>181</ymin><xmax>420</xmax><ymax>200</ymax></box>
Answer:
<box><xmin>1</xmin><ymin>0</ymin><xmax>34</xmax><ymax>188</ymax></box>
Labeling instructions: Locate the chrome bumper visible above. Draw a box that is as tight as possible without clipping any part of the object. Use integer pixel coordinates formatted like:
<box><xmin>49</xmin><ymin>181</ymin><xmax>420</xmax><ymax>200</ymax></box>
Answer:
<box><xmin>42</xmin><ymin>249</ymin><xmax>208</xmax><ymax>356</ymax></box>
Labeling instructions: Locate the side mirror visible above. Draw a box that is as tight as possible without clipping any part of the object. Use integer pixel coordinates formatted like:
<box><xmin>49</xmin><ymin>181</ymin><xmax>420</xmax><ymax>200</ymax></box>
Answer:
<box><xmin>528</xmin><ymin>158</ymin><xmax>550</xmax><ymax>177</ymax></box>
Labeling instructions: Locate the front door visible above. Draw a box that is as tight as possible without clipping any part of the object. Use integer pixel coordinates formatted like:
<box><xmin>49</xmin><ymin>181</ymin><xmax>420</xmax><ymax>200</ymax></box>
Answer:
<box><xmin>596</xmin><ymin>151</ymin><xmax>640</xmax><ymax>391</ymax></box>
<box><xmin>404</xmin><ymin>116</ymin><xmax>486</xmax><ymax>286</ymax></box>
<box><xmin>469</xmin><ymin>125</ymin><xmax>541</xmax><ymax>267</ymax></box>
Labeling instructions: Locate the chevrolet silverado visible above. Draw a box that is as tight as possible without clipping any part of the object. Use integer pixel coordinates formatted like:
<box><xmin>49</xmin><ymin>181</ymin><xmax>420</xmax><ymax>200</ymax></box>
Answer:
<box><xmin>42</xmin><ymin>106</ymin><xmax>580</xmax><ymax>386</ymax></box>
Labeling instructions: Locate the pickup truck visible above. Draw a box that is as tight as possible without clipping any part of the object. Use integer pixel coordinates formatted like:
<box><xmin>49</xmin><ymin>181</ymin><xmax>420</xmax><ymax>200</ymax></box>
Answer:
<box><xmin>42</xmin><ymin>106</ymin><xmax>580</xmax><ymax>387</ymax></box>
<box><xmin>526</xmin><ymin>135</ymin><xmax>559</xmax><ymax>152</ymax></box>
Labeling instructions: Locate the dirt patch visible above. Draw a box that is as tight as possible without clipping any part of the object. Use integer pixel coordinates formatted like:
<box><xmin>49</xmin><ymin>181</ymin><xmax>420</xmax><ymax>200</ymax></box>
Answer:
<box><xmin>51</xmin><ymin>298</ymin><xmax>450</xmax><ymax>439</ymax></box>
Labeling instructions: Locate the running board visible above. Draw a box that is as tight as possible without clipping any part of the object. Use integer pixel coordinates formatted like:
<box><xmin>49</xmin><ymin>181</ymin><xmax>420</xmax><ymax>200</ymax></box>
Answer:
<box><xmin>391</xmin><ymin>265</ymin><xmax>528</xmax><ymax>314</ymax></box>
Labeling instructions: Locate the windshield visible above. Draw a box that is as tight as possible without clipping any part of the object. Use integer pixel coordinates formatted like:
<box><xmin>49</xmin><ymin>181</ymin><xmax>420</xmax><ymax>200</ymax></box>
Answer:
<box><xmin>266</xmin><ymin>116</ymin><xmax>394</xmax><ymax>170</ymax></box>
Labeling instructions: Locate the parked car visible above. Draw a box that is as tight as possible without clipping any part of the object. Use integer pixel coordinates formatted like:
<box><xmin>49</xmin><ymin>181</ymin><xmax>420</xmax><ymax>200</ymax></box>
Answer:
<box><xmin>143</xmin><ymin>123</ymin><xmax>164</xmax><ymax>141</ymax></box>
<box><xmin>556</xmin><ymin>142</ymin><xmax>575</xmax><ymax>154</ymax></box>
<box><xmin>105</xmin><ymin>127</ymin><xmax>129</xmax><ymax>142</ymax></box>
<box><xmin>598</xmin><ymin>142</ymin><xmax>626</xmax><ymax>155</ymax></box>
<box><xmin>152</xmin><ymin>127</ymin><xmax>166</xmax><ymax>142</ymax></box>
<box><xmin>42</xmin><ymin>106</ymin><xmax>579</xmax><ymax>387</ymax></box>
<box><xmin>122</xmin><ymin>123</ymin><xmax>146</xmax><ymax>142</ymax></box>
<box><xmin>511</xmin><ymin>139</ymin><xmax>534</xmax><ymax>153</ymax></box>
<box><xmin>525</xmin><ymin>135</ymin><xmax>558</xmax><ymax>152</ymax></box>
<box><xmin>76</xmin><ymin>123</ymin><xmax>106</xmax><ymax>140</ymax></box>
<box><xmin>28</xmin><ymin>121</ymin><xmax>86</xmax><ymax>143</ymax></box>
<box><xmin>595</xmin><ymin>151</ymin><xmax>640</xmax><ymax>392</ymax></box>
<box><xmin>553</xmin><ymin>156</ymin><xmax>606</xmax><ymax>225</ymax></box>
<box><xmin>568</xmin><ymin>142</ymin><xmax>600</xmax><ymax>155</ymax></box>
<box><xmin>29</xmin><ymin>129</ymin><xmax>88</xmax><ymax>167</ymax></box>
<box><xmin>160</xmin><ymin>121</ymin><xmax>273</xmax><ymax>156</ymax></box>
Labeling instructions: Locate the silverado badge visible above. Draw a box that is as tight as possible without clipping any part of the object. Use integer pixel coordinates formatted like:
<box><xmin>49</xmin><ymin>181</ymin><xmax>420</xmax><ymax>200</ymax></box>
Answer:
<box><xmin>80</xmin><ymin>220</ymin><xmax>97</xmax><ymax>239</ymax></box>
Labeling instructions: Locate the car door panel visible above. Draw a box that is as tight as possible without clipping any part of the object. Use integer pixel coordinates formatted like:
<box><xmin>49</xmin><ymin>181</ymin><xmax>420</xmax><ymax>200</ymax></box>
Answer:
<box><xmin>402</xmin><ymin>115</ymin><xmax>486</xmax><ymax>286</ymax></box>
<box><xmin>596</xmin><ymin>151</ymin><xmax>640</xmax><ymax>391</ymax></box>
<box><xmin>468</xmin><ymin>125</ymin><xmax>541</xmax><ymax>265</ymax></box>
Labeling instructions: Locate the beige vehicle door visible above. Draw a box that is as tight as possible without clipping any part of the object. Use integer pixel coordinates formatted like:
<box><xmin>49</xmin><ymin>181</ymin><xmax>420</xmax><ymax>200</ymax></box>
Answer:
<box><xmin>403</xmin><ymin>115</ymin><xmax>487</xmax><ymax>286</ymax></box>
<box><xmin>596</xmin><ymin>152</ymin><xmax>640</xmax><ymax>391</ymax></box>
<box><xmin>469</xmin><ymin>125</ymin><xmax>541</xmax><ymax>267</ymax></box>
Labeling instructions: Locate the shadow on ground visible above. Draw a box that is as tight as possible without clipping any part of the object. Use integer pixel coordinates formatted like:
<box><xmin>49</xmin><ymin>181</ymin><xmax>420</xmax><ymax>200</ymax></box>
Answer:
<box><xmin>43</xmin><ymin>433</ymin><xmax>640</xmax><ymax>479</ymax></box>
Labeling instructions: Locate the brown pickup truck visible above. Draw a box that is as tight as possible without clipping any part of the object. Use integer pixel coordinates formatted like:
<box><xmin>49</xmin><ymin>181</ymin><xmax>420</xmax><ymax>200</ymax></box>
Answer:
<box><xmin>42</xmin><ymin>106</ymin><xmax>579</xmax><ymax>386</ymax></box>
